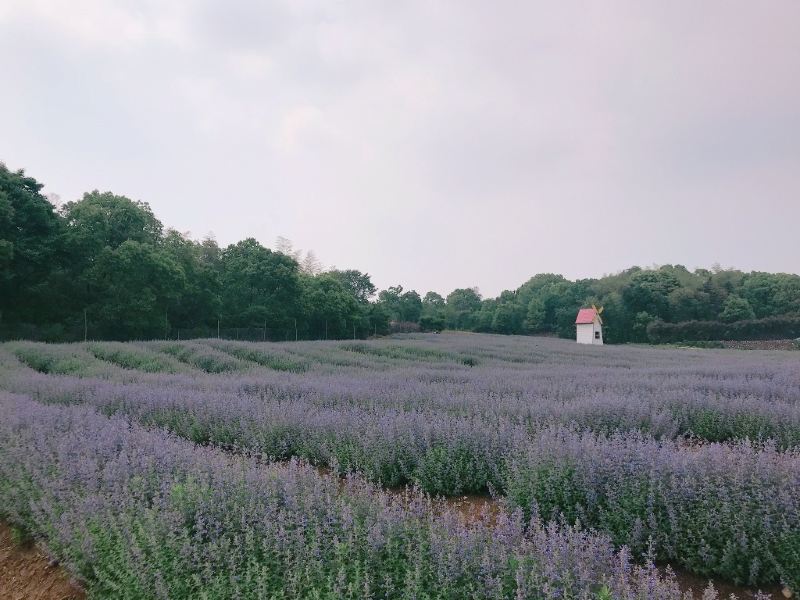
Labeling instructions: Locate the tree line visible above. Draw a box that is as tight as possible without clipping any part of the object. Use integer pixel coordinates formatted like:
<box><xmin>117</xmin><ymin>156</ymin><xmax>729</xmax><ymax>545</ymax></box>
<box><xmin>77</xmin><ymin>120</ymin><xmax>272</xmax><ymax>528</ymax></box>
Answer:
<box><xmin>415</xmin><ymin>269</ymin><xmax>800</xmax><ymax>343</ymax></box>
<box><xmin>2</xmin><ymin>162</ymin><xmax>799</xmax><ymax>343</ymax></box>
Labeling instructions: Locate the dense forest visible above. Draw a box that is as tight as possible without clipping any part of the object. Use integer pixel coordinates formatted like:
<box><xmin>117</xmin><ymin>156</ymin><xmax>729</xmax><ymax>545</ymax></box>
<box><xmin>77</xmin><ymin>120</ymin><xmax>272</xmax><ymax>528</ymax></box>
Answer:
<box><xmin>2</xmin><ymin>162</ymin><xmax>799</xmax><ymax>343</ymax></box>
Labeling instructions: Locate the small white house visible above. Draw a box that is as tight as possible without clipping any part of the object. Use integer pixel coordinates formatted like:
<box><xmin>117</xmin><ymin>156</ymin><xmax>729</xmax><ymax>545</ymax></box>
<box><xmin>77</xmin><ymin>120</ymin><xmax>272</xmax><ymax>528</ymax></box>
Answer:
<box><xmin>575</xmin><ymin>307</ymin><xmax>603</xmax><ymax>345</ymax></box>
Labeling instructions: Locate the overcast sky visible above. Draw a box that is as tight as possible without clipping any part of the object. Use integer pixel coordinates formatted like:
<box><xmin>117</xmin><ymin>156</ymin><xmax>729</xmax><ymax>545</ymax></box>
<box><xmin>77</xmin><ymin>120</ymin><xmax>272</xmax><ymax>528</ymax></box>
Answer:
<box><xmin>1</xmin><ymin>1</ymin><xmax>798</xmax><ymax>296</ymax></box>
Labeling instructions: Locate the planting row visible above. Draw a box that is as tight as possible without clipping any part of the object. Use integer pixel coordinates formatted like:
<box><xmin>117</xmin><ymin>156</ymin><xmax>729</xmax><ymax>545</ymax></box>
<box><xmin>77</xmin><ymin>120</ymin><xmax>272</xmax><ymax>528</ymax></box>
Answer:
<box><xmin>3</xmin><ymin>367</ymin><xmax>798</xmax><ymax>587</ymax></box>
<box><xmin>0</xmin><ymin>392</ymin><xmax>702</xmax><ymax>600</ymax></box>
<box><xmin>5</xmin><ymin>341</ymin><xmax>800</xmax><ymax>449</ymax></box>
<box><xmin>504</xmin><ymin>428</ymin><xmax>800</xmax><ymax>588</ymax></box>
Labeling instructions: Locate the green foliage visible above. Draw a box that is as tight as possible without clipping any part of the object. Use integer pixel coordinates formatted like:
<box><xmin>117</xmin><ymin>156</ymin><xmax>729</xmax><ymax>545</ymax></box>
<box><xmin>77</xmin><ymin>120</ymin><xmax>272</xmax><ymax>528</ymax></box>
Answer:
<box><xmin>154</xmin><ymin>342</ymin><xmax>244</xmax><ymax>373</ymax></box>
<box><xmin>378</xmin><ymin>285</ymin><xmax>423</xmax><ymax>323</ymax></box>
<box><xmin>414</xmin><ymin>444</ymin><xmax>491</xmax><ymax>496</ymax></box>
<box><xmin>622</xmin><ymin>270</ymin><xmax>681</xmax><ymax>320</ymax></box>
<box><xmin>9</xmin><ymin>524</ymin><xmax>33</xmax><ymax>546</ymax></box>
<box><xmin>445</xmin><ymin>288</ymin><xmax>482</xmax><ymax>329</ymax></box>
<box><xmin>88</xmin><ymin>240</ymin><xmax>186</xmax><ymax>339</ymax></box>
<box><xmin>420</xmin><ymin>292</ymin><xmax>446</xmax><ymax>331</ymax></box>
<box><xmin>219</xmin><ymin>238</ymin><xmax>301</xmax><ymax>330</ymax></box>
<box><xmin>0</xmin><ymin>164</ymin><xmax>65</xmax><ymax>326</ymax></box>
<box><xmin>719</xmin><ymin>295</ymin><xmax>756</xmax><ymax>322</ymax></box>
<box><xmin>87</xmin><ymin>342</ymin><xmax>187</xmax><ymax>373</ymax></box>
<box><xmin>207</xmin><ymin>340</ymin><xmax>309</xmax><ymax>372</ymax></box>
<box><xmin>327</xmin><ymin>269</ymin><xmax>377</xmax><ymax>303</ymax></box>
<box><xmin>9</xmin><ymin>343</ymin><xmax>116</xmax><ymax>377</ymax></box>
<box><xmin>3</xmin><ymin>162</ymin><xmax>800</xmax><ymax>345</ymax></box>
<box><xmin>419</xmin><ymin>314</ymin><xmax>445</xmax><ymax>332</ymax></box>
<box><xmin>302</xmin><ymin>274</ymin><xmax>363</xmax><ymax>339</ymax></box>
<box><xmin>647</xmin><ymin>315</ymin><xmax>800</xmax><ymax>343</ymax></box>
<box><xmin>431</xmin><ymin>266</ymin><xmax>800</xmax><ymax>344</ymax></box>
<box><xmin>61</xmin><ymin>190</ymin><xmax>162</xmax><ymax>257</ymax></box>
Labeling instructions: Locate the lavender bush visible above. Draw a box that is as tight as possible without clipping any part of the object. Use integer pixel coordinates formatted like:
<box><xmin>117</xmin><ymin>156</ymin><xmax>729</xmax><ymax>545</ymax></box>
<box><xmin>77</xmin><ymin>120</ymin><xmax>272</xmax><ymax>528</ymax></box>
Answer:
<box><xmin>1</xmin><ymin>334</ymin><xmax>798</xmax><ymax>589</ymax></box>
<box><xmin>204</xmin><ymin>338</ymin><xmax>311</xmax><ymax>372</ymax></box>
<box><xmin>503</xmin><ymin>427</ymin><xmax>800</xmax><ymax>589</ymax></box>
<box><xmin>8</xmin><ymin>341</ymin><xmax>122</xmax><ymax>378</ymax></box>
<box><xmin>144</xmin><ymin>340</ymin><xmax>249</xmax><ymax>373</ymax></box>
<box><xmin>0</xmin><ymin>392</ymin><xmax>703</xmax><ymax>599</ymax></box>
<box><xmin>86</xmin><ymin>341</ymin><xmax>190</xmax><ymax>373</ymax></box>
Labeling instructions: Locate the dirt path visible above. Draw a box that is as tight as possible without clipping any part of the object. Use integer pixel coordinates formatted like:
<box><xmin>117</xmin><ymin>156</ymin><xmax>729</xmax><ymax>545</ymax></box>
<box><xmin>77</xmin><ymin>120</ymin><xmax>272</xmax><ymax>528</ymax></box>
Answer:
<box><xmin>0</xmin><ymin>523</ymin><xmax>84</xmax><ymax>600</ymax></box>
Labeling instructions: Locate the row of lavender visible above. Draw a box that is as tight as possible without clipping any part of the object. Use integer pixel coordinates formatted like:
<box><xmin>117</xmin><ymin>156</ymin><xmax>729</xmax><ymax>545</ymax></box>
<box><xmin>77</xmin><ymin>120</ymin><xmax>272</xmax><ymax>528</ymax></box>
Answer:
<box><xmin>3</xmin><ymin>355</ymin><xmax>799</xmax><ymax>586</ymax></box>
<box><xmin>7</xmin><ymin>338</ymin><xmax>800</xmax><ymax>449</ymax></box>
<box><xmin>505</xmin><ymin>428</ymin><xmax>800</xmax><ymax>588</ymax></box>
<box><xmin>0</xmin><ymin>392</ymin><xmax>706</xmax><ymax>600</ymax></box>
<box><xmin>2</xmin><ymin>337</ymin><xmax>799</xmax><ymax>588</ymax></box>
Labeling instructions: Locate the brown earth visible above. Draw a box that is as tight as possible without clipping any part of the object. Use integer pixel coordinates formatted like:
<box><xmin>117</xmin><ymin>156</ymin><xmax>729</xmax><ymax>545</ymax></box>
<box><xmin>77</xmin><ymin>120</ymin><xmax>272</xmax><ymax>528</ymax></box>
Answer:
<box><xmin>670</xmin><ymin>567</ymin><xmax>784</xmax><ymax>599</ymax></box>
<box><xmin>0</xmin><ymin>522</ymin><xmax>84</xmax><ymax>600</ymax></box>
<box><xmin>720</xmin><ymin>339</ymin><xmax>798</xmax><ymax>350</ymax></box>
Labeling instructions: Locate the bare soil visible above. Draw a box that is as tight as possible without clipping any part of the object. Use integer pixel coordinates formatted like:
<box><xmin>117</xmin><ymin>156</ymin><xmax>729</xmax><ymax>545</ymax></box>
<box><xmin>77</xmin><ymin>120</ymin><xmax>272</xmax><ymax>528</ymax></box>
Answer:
<box><xmin>671</xmin><ymin>567</ymin><xmax>784</xmax><ymax>599</ymax></box>
<box><xmin>446</xmin><ymin>493</ymin><xmax>501</xmax><ymax>524</ymax></box>
<box><xmin>720</xmin><ymin>339</ymin><xmax>798</xmax><ymax>351</ymax></box>
<box><xmin>0</xmin><ymin>522</ymin><xmax>84</xmax><ymax>600</ymax></box>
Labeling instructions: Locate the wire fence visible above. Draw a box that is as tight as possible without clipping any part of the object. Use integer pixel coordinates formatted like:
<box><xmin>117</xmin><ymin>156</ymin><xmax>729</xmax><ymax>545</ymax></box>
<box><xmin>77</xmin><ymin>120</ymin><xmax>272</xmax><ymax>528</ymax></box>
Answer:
<box><xmin>0</xmin><ymin>317</ymin><xmax>382</xmax><ymax>343</ymax></box>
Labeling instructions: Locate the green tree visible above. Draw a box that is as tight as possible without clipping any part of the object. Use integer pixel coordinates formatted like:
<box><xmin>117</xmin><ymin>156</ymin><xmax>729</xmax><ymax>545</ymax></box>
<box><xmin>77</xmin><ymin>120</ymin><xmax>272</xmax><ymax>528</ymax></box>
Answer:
<box><xmin>328</xmin><ymin>269</ymin><xmax>377</xmax><ymax>303</ymax></box>
<box><xmin>367</xmin><ymin>302</ymin><xmax>390</xmax><ymax>335</ymax></box>
<box><xmin>719</xmin><ymin>295</ymin><xmax>756</xmax><ymax>323</ymax></box>
<box><xmin>668</xmin><ymin>287</ymin><xmax>711</xmax><ymax>322</ymax></box>
<box><xmin>622</xmin><ymin>270</ymin><xmax>681</xmax><ymax>320</ymax></box>
<box><xmin>524</xmin><ymin>298</ymin><xmax>546</xmax><ymax>332</ymax></box>
<box><xmin>491</xmin><ymin>290</ymin><xmax>526</xmax><ymax>334</ymax></box>
<box><xmin>740</xmin><ymin>273</ymin><xmax>800</xmax><ymax>318</ymax></box>
<box><xmin>367</xmin><ymin>303</ymin><xmax>391</xmax><ymax>336</ymax></box>
<box><xmin>60</xmin><ymin>190</ymin><xmax>166</xmax><ymax>321</ymax></box>
<box><xmin>377</xmin><ymin>286</ymin><xmax>423</xmax><ymax>322</ymax></box>
<box><xmin>377</xmin><ymin>285</ymin><xmax>404</xmax><ymax>321</ymax></box>
<box><xmin>161</xmin><ymin>230</ymin><xmax>221</xmax><ymax>329</ymax></box>
<box><xmin>421</xmin><ymin>292</ymin><xmax>446</xmax><ymax>329</ymax></box>
<box><xmin>419</xmin><ymin>314</ymin><xmax>445</xmax><ymax>332</ymax></box>
<box><xmin>302</xmin><ymin>274</ymin><xmax>361</xmax><ymax>338</ymax></box>
<box><xmin>491</xmin><ymin>303</ymin><xmax>518</xmax><ymax>334</ymax></box>
<box><xmin>445</xmin><ymin>288</ymin><xmax>482</xmax><ymax>329</ymax></box>
<box><xmin>87</xmin><ymin>240</ymin><xmax>186</xmax><ymax>339</ymax></box>
<box><xmin>219</xmin><ymin>238</ymin><xmax>302</xmax><ymax>331</ymax></box>
<box><xmin>398</xmin><ymin>290</ymin><xmax>423</xmax><ymax>322</ymax></box>
<box><xmin>632</xmin><ymin>311</ymin><xmax>655</xmax><ymax>342</ymax></box>
<box><xmin>61</xmin><ymin>190</ymin><xmax>162</xmax><ymax>261</ymax></box>
<box><xmin>422</xmin><ymin>291</ymin><xmax>445</xmax><ymax>310</ymax></box>
<box><xmin>0</xmin><ymin>164</ymin><xmax>64</xmax><ymax>328</ymax></box>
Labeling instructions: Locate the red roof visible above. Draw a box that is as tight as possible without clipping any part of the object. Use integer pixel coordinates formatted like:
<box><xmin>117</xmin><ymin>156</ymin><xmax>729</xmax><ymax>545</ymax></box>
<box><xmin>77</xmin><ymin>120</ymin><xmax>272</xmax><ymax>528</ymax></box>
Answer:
<box><xmin>575</xmin><ymin>308</ymin><xmax>598</xmax><ymax>324</ymax></box>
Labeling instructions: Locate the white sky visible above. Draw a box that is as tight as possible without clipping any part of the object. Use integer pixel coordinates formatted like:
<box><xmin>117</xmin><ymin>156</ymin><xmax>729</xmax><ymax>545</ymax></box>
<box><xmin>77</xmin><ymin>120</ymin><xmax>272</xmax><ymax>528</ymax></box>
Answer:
<box><xmin>1</xmin><ymin>1</ymin><xmax>798</xmax><ymax>296</ymax></box>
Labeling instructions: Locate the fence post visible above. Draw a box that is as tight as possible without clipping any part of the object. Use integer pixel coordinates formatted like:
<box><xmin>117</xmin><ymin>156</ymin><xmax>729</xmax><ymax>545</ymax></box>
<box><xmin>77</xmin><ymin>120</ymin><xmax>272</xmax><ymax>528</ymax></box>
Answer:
<box><xmin>84</xmin><ymin>308</ymin><xmax>88</xmax><ymax>342</ymax></box>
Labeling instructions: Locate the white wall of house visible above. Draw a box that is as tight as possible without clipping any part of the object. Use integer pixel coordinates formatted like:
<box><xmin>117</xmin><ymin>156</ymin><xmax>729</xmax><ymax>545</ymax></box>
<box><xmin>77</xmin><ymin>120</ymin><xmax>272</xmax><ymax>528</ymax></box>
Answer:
<box><xmin>593</xmin><ymin>320</ymin><xmax>603</xmax><ymax>344</ymax></box>
<box><xmin>576</xmin><ymin>321</ymin><xmax>603</xmax><ymax>345</ymax></box>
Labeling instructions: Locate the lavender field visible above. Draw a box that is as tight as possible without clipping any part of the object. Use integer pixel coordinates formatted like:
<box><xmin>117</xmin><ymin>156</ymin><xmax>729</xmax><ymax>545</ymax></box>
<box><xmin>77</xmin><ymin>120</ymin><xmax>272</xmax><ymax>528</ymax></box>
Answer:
<box><xmin>1</xmin><ymin>333</ymin><xmax>798</xmax><ymax>598</ymax></box>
